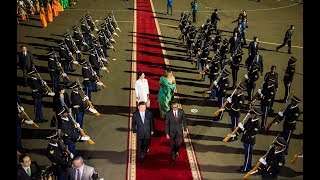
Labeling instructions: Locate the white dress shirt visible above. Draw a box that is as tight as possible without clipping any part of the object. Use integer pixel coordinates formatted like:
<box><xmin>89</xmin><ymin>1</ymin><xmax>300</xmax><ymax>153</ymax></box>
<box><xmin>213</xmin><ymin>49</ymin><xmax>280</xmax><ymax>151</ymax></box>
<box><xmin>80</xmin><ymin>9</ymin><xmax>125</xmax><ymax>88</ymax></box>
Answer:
<box><xmin>135</xmin><ymin>78</ymin><xmax>150</xmax><ymax>106</ymax></box>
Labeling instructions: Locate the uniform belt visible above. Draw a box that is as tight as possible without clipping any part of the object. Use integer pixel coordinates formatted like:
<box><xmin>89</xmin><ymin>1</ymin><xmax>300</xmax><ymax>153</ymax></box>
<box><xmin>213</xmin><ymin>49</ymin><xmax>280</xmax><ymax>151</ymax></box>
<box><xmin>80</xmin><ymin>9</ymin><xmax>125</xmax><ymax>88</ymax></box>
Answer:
<box><xmin>32</xmin><ymin>89</ymin><xmax>39</xmax><ymax>92</ymax></box>
<box><xmin>83</xmin><ymin>78</ymin><xmax>89</xmax><ymax>80</ymax></box>
<box><xmin>288</xmin><ymin>121</ymin><xmax>296</xmax><ymax>124</ymax></box>
<box><xmin>73</xmin><ymin>105</ymin><xmax>80</xmax><ymax>108</ymax></box>
<box><xmin>201</xmin><ymin>58</ymin><xmax>207</xmax><ymax>60</ymax></box>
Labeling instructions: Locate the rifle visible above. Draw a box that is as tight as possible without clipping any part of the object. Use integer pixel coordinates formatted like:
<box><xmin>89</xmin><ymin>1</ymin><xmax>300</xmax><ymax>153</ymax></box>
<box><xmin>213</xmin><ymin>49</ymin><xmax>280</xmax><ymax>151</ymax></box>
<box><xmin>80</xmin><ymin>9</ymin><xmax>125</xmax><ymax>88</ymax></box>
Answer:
<box><xmin>202</xmin><ymin>67</ymin><xmax>225</xmax><ymax>97</ymax></box>
<box><xmin>67</xmin><ymin>112</ymin><xmax>95</xmax><ymax>145</ymax></box>
<box><xmin>106</xmin><ymin>18</ymin><xmax>119</xmax><ymax>37</ymax></box>
<box><xmin>223</xmin><ymin>111</ymin><xmax>251</xmax><ymax>142</ymax></box>
<box><xmin>102</xmin><ymin>30</ymin><xmax>117</xmax><ymax>51</ymax></box>
<box><xmin>62</xmin><ymin>38</ymin><xmax>79</xmax><ymax>67</ymax></box>
<box><xmin>213</xmin><ymin>79</ymin><xmax>244</xmax><ymax>117</ymax></box>
<box><xmin>52</xmin><ymin>47</ymin><xmax>70</xmax><ymax>81</ymax></box>
<box><xmin>243</xmin><ymin>136</ymin><xmax>279</xmax><ymax>180</ymax></box>
<box><xmin>265</xmin><ymin>92</ymin><xmax>294</xmax><ymax>131</ymax></box>
<box><xmin>76</xmin><ymin>78</ymin><xmax>101</xmax><ymax>117</ymax></box>
<box><xmin>87</xmin><ymin>62</ymin><xmax>106</xmax><ymax>89</ymax></box>
<box><xmin>33</xmin><ymin>66</ymin><xmax>55</xmax><ymax>96</ymax></box>
<box><xmin>110</xmin><ymin>10</ymin><xmax>121</xmax><ymax>32</ymax></box>
<box><xmin>197</xmin><ymin>53</ymin><xmax>221</xmax><ymax>80</ymax></box>
<box><xmin>94</xmin><ymin>43</ymin><xmax>110</xmax><ymax>75</ymax></box>
<box><xmin>67</xmin><ymin>29</ymin><xmax>83</xmax><ymax>57</ymax></box>
<box><xmin>77</xmin><ymin>26</ymin><xmax>89</xmax><ymax>49</ymax></box>
<box><xmin>86</xmin><ymin>12</ymin><xmax>99</xmax><ymax>31</ymax></box>
<box><xmin>17</xmin><ymin>102</ymin><xmax>39</xmax><ymax>128</ymax></box>
<box><xmin>247</xmin><ymin>83</ymin><xmax>265</xmax><ymax>109</ymax></box>
<box><xmin>290</xmin><ymin>148</ymin><xmax>303</xmax><ymax>164</ymax></box>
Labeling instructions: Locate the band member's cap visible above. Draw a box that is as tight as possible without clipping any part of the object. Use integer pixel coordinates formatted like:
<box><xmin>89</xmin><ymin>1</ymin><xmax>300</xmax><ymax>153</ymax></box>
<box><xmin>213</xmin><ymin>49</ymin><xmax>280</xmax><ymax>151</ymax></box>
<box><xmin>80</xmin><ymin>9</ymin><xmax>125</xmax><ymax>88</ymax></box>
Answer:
<box><xmin>291</xmin><ymin>95</ymin><xmax>301</xmax><ymax>103</ymax></box>
<box><xmin>289</xmin><ymin>56</ymin><xmax>297</xmax><ymax>62</ymax></box>
<box><xmin>138</xmin><ymin>101</ymin><xmax>146</xmax><ymax>106</ymax></box>
<box><xmin>80</xmin><ymin>19</ymin><xmax>85</xmax><ymax>23</ymax></box>
<box><xmin>237</xmin><ymin>84</ymin><xmax>247</xmax><ymax>91</ymax></box>
<box><xmin>72</xmin><ymin>25</ymin><xmax>78</xmax><ymax>30</ymax></box>
<box><xmin>222</xmin><ymin>69</ymin><xmax>231</xmax><ymax>75</ymax></box>
<box><xmin>57</xmin><ymin>106</ymin><xmax>67</xmax><ymax>116</ymax></box>
<box><xmin>250</xmin><ymin>108</ymin><xmax>262</xmax><ymax>115</ymax></box>
<box><xmin>70</xmin><ymin>82</ymin><xmax>78</xmax><ymax>89</ymax></box>
<box><xmin>85</xmin><ymin>14</ymin><xmax>91</xmax><ymax>18</ymax></box>
<box><xmin>46</xmin><ymin>130</ymin><xmax>59</xmax><ymax>139</ymax></box>
<box><xmin>274</xmin><ymin>136</ymin><xmax>288</xmax><ymax>147</ymax></box>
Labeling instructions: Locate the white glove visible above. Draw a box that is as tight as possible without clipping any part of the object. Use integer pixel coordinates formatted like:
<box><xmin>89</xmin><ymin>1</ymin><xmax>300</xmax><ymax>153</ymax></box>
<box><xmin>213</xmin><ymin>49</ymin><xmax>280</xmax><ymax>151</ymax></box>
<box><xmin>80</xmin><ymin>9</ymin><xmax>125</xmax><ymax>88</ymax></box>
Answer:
<box><xmin>81</xmin><ymin>136</ymin><xmax>90</xmax><ymax>141</ymax></box>
<box><xmin>48</xmin><ymin>92</ymin><xmax>55</xmax><ymax>97</ymax></box>
<box><xmin>19</xmin><ymin>106</ymin><xmax>24</xmax><ymax>111</ymax></box>
<box><xmin>68</xmin><ymin>52</ymin><xmax>73</xmax><ymax>56</ymax></box>
<box><xmin>213</xmin><ymin>81</ymin><xmax>218</xmax><ymax>86</ymax></box>
<box><xmin>73</xmin><ymin>61</ymin><xmax>79</xmax><ymax>65</ymax></box>
<box><xmin>42</xmin><ymin>81</ymin><xmax>47</xmax><ymax>85</ymax></box>
<box><xmin>76</xmin><ymin>50</ymin><xmax>81</xmax><ymax>53</ymax></box>
<box><xmin>101</xmin><ymin>67</ymin><xmax>107</xmax><ymax>70</ymax></box>
<box><xmin>70</xmin><ymin>153</ymin><xmax>74</xmax><ymax>159</ymax></box>
<box><xmin>57</xmin><ymin>62</ymin><xmax>61</xmax><ymax>67</ymax></box>
<box><xmin>75</xmin><ymin>123</ymin><xmax>80</xmax><ymax>128</ymax></box>
<box><xmin>227</xmin><ymin>97</ymin><xmax>232</xmax><ymax>103</ymax></box>
<box><xmin>246</xmin><ymin>112</ymin><xmax>251</xmax><ymax>116</ymax></box>
<box><xmin>244</xmin><ymin>74</ymin><xmax>248</xmax><ymax>79</ymax></box>
<box><xmin>230</xmin><ymin>134</ymin><xmax>236</xmax><ymax>138</ymax></box>
<box><xmin>278</xmin><ymin>111</ymin><xmax>284</xmax><ymax>117</ymax></box>
<box><xmin>62</xmin><ymin>73</ymin><xmax>67</xmax><ymax>77</ymax></box>
<box><xmin>96</xmin><ymin>82</ymin><xmax>103</xmax><ymax>86</ymax></box>
<box><xmin>83</xmin><ymin>96</ymin><xmax>89</xmax><ymax>101</ymax></box>
<box><xmin>25</xmin><ymin>120</ymin><xmax>34</xmax><ymax>125</ymax></box>
<box><xmin>257</xmin><ymin>89</ymin><xmax>262</xmax><ymax>94</ymax></box>
<box><xmin>238</xmin><ymin>122</ymin><xmax>244</xmax><ymax>130</ymax></box>
<box><xmin>259</xmin><ymin>157</ymin><xmax>267</xmax><ymax>165</ymax></box>
<box><xmin>89</xmin><ymin>108</ymin><xmax>98</xmax><ymax>114</ymax></box>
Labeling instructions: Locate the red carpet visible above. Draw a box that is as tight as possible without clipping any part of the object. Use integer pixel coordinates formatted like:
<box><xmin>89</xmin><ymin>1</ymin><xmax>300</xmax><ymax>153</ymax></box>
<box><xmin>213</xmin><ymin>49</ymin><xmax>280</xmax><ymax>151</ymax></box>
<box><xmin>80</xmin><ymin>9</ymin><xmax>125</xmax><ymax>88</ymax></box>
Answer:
<box><xmin>135</xmin><ymin>0</ymin><xmax>193</xmax><ymax>179</ymax></box>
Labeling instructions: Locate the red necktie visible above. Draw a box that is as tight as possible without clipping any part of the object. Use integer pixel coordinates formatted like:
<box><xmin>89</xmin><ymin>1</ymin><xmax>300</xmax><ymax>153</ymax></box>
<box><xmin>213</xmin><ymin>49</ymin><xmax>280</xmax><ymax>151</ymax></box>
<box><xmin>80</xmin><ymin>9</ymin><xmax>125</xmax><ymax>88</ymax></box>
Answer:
<box><xmin>77</xmin><ymin>169</ymin><xmax>81</xmax><ymax>180</ymax></box>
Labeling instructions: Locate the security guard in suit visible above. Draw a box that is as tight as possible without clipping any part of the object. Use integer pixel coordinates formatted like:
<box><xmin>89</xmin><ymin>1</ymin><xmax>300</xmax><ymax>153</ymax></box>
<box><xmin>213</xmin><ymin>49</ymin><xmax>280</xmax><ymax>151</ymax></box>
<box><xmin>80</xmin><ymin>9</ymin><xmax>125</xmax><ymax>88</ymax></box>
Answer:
<box><xmin>244</xmin><ymin>63</ymin><xmax>260</xmax><ymax>102</ymax></box>
<box><xmin>234</xmin><ymin>108</ymin><xmax>262</xmax><ymax>173</ymax></box>
<box><xmin>212</xmin><ymin>69</ymin><xmax>230</xmax><ymax>121</ymax></box>
<box><xmin>257</xmin><ymin>77</ymin><xmax>276</xmax><ymax>131</ymax></box>
<box><xmin>226</xmin><ymin>84</ymin><xmax>246</xmax><ymax>138</ymax></box>
<box><xmin>45</xmin><ymin>130</ymin><xmax>70</xmax><ymax>180</ymax></box>
<box><xmin>282</xmin><ymin>56</ymin><xmax>297</xmax><ymax>103</ymax></box>
<box><xmin>258</xmin><ymin>137</ymin><xmax>288</xmax><ymax>180</ymax></box>
<box><xmin>276</xmin><ymin>25</ymin><xmax>294</xmax><ymax>54</ymax></box>
<box><xmin>276</xmin><ymin>96</ymin><xmax>301</xmax><ymax>155</ymax></box>
<box><xmin>70</xmin><ymin>82</ymin><xmax>89</xmax><ymax>128</ymax></box>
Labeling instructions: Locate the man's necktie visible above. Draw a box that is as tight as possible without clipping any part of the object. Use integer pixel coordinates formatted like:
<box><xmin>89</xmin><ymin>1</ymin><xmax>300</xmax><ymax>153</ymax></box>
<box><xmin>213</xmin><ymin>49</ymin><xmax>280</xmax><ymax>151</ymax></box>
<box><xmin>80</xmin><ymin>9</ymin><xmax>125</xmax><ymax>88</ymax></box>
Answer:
<box><xmin>174</xmin><ymin>111</ymin><xmax>177</xmax><ymax>121</ymax></box>
<box><xmin>27</xmin><ymin>167</ymin><xmax>31</xmax><ymax>176</ymax></box>
<box><xmin>77</xmin><ymin>169</ymin><xmax>81</xmax><ymax>180</ymax></box>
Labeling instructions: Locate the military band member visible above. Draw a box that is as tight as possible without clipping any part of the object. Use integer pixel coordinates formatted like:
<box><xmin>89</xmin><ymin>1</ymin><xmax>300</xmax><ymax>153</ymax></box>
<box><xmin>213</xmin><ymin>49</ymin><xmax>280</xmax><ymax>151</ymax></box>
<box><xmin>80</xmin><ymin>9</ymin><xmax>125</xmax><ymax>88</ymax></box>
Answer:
<box><xmin>226</xmin><ymin>84</ymin><xmax>246</xmax><ymax>140</ymax></box>
<box><xmin>276</xmin><ymin>96</ymin><xmax>301</xmax><ymax>155</ymax></box>
<box><xmin>234</xmin><ymin>108</ymin><xmax>262</xmax><ymax>173</ymax></box>
<box><xmin>27</xmin><ymin>71</ymin><xmax>49</xmax><ymax>123</ymax></box>
<box><xmin>257</xmin><ymin>77</ymin><xmax>276</xmax><ymax>131</ymax></box>
<box><xmin>282</xmin><ymin>56</ymin><xmax>297</xmax><ymax>103</ymax></box>
<box><xmin>45</xmin><ymin>130</ymin><xmax>70</xmax><ymax>180</ymax></box>
<box><xmin>58</xmin><ymin>107</ymin><xmax>91</xmax><ymax>156</ymax></box>
<box><xmin>263</xmin><ymin>65</ymin><xmax>279</xmax><ymax>114</ymax></box>
<box><xmin>244</xmin><ymin>63</ymin><xmax>260</xmax><ymax>102</ymax></box>
<box><xmin>258</xmin><ymin>137</ymin><xmax>288</xmax><ymax>179</ymax></box>
<box><xmin>212</xmin><ymin>69</ymin><xmax>230</xmax><ymax>121</ymax></box>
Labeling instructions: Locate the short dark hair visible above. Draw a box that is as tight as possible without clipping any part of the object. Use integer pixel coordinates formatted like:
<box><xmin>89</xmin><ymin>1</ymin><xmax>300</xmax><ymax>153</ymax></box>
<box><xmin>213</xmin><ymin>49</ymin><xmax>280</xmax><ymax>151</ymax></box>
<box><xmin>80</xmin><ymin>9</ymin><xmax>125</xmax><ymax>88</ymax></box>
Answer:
<box><xmin>165</xmin><ymin>67</ymin><xmax>172</xmax><ymax>73</ymax></box>
<box><xmin>271</xmin><ymin>65</ymin><xmax>276</xmax><ymax>69</ymax></box>
<box><xmin>20</xmin><ymin>45</ymin><xmax>26</xmax><ymax>49</ymax></box>
<box><xmin>137</xmin><ymin>71</ymin><xmax>143</xmax><ymax>78</ymax></box>
<box><xmin>290</xmin><ymin>25</ymin><xmax>294</xmax><ymax>29</ymax></box>
<box><xmin>138</xmin><ymin>101</ymin><xmax>146</xmax><ymax>106</ymax></box>
<box><xmin>171</xmin><ymin>99</ymin><xmax>179</xmax><ymax>105</ymax></box>
<box><xmin>19</xmin><ymin>154</ymin><xmax>29</xmax><ymax>163</ymax></box>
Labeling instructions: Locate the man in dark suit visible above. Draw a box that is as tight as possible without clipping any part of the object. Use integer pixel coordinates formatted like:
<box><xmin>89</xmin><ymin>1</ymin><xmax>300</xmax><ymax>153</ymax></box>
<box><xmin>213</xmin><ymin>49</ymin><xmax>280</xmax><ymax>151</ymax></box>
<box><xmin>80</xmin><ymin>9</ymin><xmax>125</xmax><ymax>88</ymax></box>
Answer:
<box><xmin>18</xmin><ymin>45</ymin><xmax>34</xmax><ymax>87</ymax></box>
<box><xmin>67</xmin><ymin>156</ymin><xmax>95</xmax><ymax>180</ymax></box>
<box><xmin>132</xmin><ymin>101</ymin><xmax>154</xmax><ymax>164</ymax></box>
<box><xmin>17</xmin><ymin>154</ymin><xmax>41</xmax><ymax>180</ymax></box>
<box><xmin>246</xmin><ymin>50</ymin><xmax>263</xmax><ymax>75</ymax></box>
<box><xmin>276</xmin><ymin>25</ymin><xmax>294</xmax><ymax>54</ymax></box>
<box><xmin>165</xmin><ymin>100</ymin><xmax>187</xmax><ymax>162</ymax></box>
<box><xmin>228</xmin><ymin>32</ymin><xmax>241</xmax><ymax>55</ymax></box>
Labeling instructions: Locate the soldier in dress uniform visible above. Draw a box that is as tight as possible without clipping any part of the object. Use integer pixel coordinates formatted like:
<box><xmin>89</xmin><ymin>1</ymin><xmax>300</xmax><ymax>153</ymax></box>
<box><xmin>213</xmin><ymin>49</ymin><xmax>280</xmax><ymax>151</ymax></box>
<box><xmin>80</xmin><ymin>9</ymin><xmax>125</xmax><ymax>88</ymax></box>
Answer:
<box><xmin>275</xmin><ymin>95</ymin><xmax>301</xmax><ymax>155</ymax></box>
<box><xmin>257</xmin><ymin>77</ymin><xmax>276</xmax><ymax>131</ymax></box>
<box><xmin>81</xmin><ymin>61</ymin><xmax>97</xmax><ymax>101</ymax></box>
<box><xmin>58</xmin><ymin>42</ymin><xmax>74</xmax><ymax>74</ymax></box>
<box><xmin>230</xmin><ymin>50</ymin><xmax>242</xmax><ymax>89</ymax></box>
<box><xmin>225</xmin><ymin>84</ymin><xmax>246</xmax><ymax>141</ymax></box>
<box><xmin>80</xmin><ymin>18</ymin><xmax>93</xmax><ymax>46</ymax></box>
<box><xmin>282</xmin><ymin>56</ymin><xmax>297</xmax><ymax>103</ymax></box>
<box><xmin>233</xmin><ymin>108</ymin><xmax>262</xmax><ymax>173</ymax></box>
<box><xmin>88</xmin><ymin>48</ymin><xmax>101</xmax><ymax>78</ymax></box>
<box><xmin>53</xmin><ymin>85</ymin><xmax>71</xmax><ymax>129</ymax></box>
<box><xmin>85</xmin><ymin>14</ymin><xmax>96</xmax><ymax>32</ymax></box>
<box><xmin>45</xmin><ymin>130</ymin><xmax>71</xmax><ymax>180</ymax></box>
<box><xmin>244</xmin><ymin>63</ymin><xmax>260</xmax><ymax>102</ymax></box>
<box><xmin>27</xmin><ymin>70</ymin><xmax>49</xmax><ymax>123</ymax></box>
<box><xmin>186</xmin><ymin>25</ymin><xmax>197</xmax><ymax>59</ymax></box>
<box><xmin>212</xmin><ymin>30</ymin><xmax>222</xmax><ymax>53</ymax></box>
<box><xmin>70</xmin><ymin>82</ymin><xmax>89</xmax><ymax>128</ymax></box>
<box><xmin>263</xmin><ymin>65</ymin><xmax>279</xmax><ymax>115</ymax></box>
<box><xmin>258</xmin><ymin>137</ymin><xmax>288</xmax><ymax>180</ymax></box>
<box><xmin>212</xmin><ymin>69</ymin><xmax>230</xmax><ymax>121</ymax></box>
<box><xmin>58</xmin><ymin>106</ymin><xmax>91</xmax><ymax>156</ymax></box>
<box><xmin>207</xmin><ymin>54</ymin><xmax>221</xmax><ymax>85</ymax></box>
<box><xmin>198</xmin><ymin>43</ymin><xmax>211</xmax><ymax>81</ymax></box>
<box><xmin>48</xmin><ymin>51</ymin><xmax>62</xmax><ymax>93</ymax></box>
<box><xmin>218</xmin><ymin>39</ymin><xmax>229</xmax><ymax>68</ymax></box>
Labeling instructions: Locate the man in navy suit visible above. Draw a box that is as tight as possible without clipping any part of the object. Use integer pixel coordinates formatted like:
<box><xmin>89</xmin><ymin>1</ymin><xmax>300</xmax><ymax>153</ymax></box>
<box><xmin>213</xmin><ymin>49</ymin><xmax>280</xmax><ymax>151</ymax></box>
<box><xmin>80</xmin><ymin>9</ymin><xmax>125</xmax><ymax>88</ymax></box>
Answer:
<box><xmin>165</xmin><ymin>100</ymin><xmax>187</xmax><ymax>162</ymax></box>
<box><xmin>18</xmin><ymin>45</ymin><xmax>34</xmax><ymax>87</ymax></box>
<box><xmin>132</xmin><ymin>101</ymin><xmax>154</xmax><ymax>164</ymax></box>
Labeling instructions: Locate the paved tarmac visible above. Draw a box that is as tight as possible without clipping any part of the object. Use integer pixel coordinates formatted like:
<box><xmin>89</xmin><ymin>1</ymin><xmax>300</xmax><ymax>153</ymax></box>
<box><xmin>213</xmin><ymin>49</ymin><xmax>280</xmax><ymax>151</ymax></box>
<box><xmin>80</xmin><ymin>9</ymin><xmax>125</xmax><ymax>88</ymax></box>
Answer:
<box><xmin>17</xmin><ymin>0</ymin><xmax>303</xmax><ymax>179</ymax></box>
